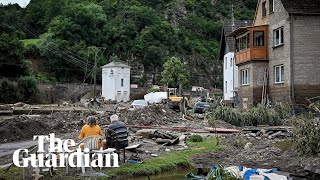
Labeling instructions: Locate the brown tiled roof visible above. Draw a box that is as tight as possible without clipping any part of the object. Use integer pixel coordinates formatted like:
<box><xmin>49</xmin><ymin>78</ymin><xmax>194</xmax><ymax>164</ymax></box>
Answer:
<box><xmin>281</xmin><ymin>0</ymin><xmax>320</xmax><ymax>14</ymax></box>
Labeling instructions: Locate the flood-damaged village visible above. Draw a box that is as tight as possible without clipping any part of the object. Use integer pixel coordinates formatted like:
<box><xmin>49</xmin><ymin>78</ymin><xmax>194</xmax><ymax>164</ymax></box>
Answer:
<box><xmin>0</xmin><ymin>0</ymin><xmax>320</xmax><ymax>179</ymax></box>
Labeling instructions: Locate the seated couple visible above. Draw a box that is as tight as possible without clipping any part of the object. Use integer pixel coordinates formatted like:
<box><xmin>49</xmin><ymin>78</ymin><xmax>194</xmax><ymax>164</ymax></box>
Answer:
<box><xmin>78</xmin><ymin>114</ymin><xmax>128</xmax><ymax>150</ymax></box>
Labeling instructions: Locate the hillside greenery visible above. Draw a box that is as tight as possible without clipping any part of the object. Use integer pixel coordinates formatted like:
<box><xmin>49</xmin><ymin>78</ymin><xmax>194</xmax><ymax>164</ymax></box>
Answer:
<box><xmin>0</xmin><ymin>0</ymin><xmax>257</xmax><ymax>86</ymax></box>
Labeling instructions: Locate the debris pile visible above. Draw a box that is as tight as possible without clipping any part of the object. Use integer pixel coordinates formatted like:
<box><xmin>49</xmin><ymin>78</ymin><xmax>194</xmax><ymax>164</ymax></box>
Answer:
<box><xmin>135</xmin><ymin>129</ymin><xmax>180</xmax><ymax>146</ymax></box>
<box><xmin>243</xmin><ymin>127</ymin><xmax>292</xmax><ymax>140</ymax></box>
<box><xmin>121</xmin><ymin>105</ymin><xmax>181</xmax><ymax>125</ymax></box>
<box><xmin>0</xmin><ymin>112</ymin><xmax>82</xmax><ymax>143</ymax></box>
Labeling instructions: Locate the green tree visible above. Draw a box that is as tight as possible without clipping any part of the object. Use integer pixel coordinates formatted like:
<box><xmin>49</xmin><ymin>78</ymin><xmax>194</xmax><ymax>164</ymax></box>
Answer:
<box><xmin>161</xmin><ymin>57</ymin><xmax>189</xmax><ymax>88</ymax></box>
<box><xmin>18</xmin><ymin>76</ymin><xmax>39</xmax><ymax>102</ymax></box>
<box><xmin>48</xmin><ymin>3</ymin><xmax>107</xmax><ymax>46</ymax></box>
<box><xmin>0</xmin><ymin>79</ymin><xmax>20</xmax><ymax>103</ymax></box>
<box><xmin>0</xmin><ymin>33</ymin><xmax>24</xmax><ymax>64</ymax></box>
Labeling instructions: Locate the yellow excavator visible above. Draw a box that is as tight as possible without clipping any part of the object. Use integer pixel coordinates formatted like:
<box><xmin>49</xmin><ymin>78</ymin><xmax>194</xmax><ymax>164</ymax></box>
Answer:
<box><xmin>167</xmin><ymin>88</ymin><xmax>189</xmax><ymax>111</ymax></box>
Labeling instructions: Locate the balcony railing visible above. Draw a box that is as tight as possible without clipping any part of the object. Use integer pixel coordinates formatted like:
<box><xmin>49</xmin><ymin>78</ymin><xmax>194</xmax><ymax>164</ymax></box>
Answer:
<box><xmin>235</xmin><ymin>46</ymin><xmax>268</xmax><ymax>65</ymax></box>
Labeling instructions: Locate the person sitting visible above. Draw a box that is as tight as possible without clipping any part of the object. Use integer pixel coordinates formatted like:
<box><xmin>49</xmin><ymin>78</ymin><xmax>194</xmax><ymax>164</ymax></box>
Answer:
<box><xmin>78</xmin><ymin>116</ymin><xmax>103</xmax><ymax>149</ymax></box>
<box><xmin>105</xmin><ymin>114</ymin><xmax>128</xmax><ymax>149</ymax></box>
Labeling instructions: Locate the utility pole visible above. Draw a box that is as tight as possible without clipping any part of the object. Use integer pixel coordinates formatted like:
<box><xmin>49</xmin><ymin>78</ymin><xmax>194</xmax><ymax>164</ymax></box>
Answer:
<box><xmin>88</xmin><ymin>46</ymin><xmax>106</xmax><ymax>100</ymax></box>
<box><xmin>93</xmin><ymin>51</ymin><xmax>97</xmax><ymax>99</ymax></box>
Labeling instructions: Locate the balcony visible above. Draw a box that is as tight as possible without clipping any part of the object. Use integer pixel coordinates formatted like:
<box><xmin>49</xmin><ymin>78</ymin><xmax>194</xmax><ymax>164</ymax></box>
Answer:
<box><xmin>230</xmin><ymin>25</ymin><xmax>269</xmax><ymax>65</ymax></box>
<box><xmin>235</xmin><ymin>46</ymin><xmax>268</xmax><ymax>64</ymax></box>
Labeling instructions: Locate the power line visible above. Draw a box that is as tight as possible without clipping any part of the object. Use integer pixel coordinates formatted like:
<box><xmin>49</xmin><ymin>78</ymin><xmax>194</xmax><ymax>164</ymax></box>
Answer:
<box><xmin>16</xmin><ymin>24</ymin><xmax>94</xmax><ymax>70</ymax></box>
<box><xmin>20</xmin><ymin>22</ymin><xmax>95</xmax><ymax>67</ymax></box>
<box><xmin>16</xmin><ymin>23</ymin><xmax>95</xmax><ymax>68</ymax></box>
<box><xmin>12</xmin><ymin>22</ymin><xmax>105</xmax><ymax>85</ymax></box>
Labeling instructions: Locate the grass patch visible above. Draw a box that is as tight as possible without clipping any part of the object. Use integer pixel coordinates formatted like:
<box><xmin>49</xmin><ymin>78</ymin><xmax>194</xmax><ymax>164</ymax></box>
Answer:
<box><xmin>20</xmin><ymin>39</ymin><xmax>40</xmax><ymax>47</ymax></box>
<box><xmin>103</xmin><ymin>137</ymin><xmax>219</xmax><ymax>179</ymax></box>
<box><xmin>0</xmin><ymin>167</ymin><xmax>24</xmax><ymax>180</ymax></box>
<box><xmin>0</xmin><ymin>138</ymin><xmax>218</xmax><ymax>180</ymax></box>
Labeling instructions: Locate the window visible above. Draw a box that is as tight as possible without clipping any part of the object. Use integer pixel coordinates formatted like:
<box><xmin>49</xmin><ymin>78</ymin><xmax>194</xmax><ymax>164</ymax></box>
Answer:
<box><xmin>269</xmin><ymin>0</ymin><xmax>274</xmax><ymax>13</ymax></box>
<box><xmin>274</xmin><ymin>65</ymin><xmax>284</xmax><ymax>83</ymax></box>
<box><xmin>274</xmin><ymin>27</ymin><xmax>284</xmax><ymax>46</ymax></box>
<box><xmin>225</xmin><ymin>57</ymin><xmax>228</xmax><ymax>69</ymax></box>
<box><xmin>236</xmin><ymin>32</ymin><xmax>250</xmax><ymax>51</ymax></box>
<box><xmin>241</xmin><ymin>69</ymin><xmax>250</xmax><ymax>85</ymax></box>
<box><xmin>230</xmin><ymin>58</ymin><xmax>233</xmax><ymax>67</ymax></box>
<box><xmin>225</xmin><ymin>81</ymin><xmax>227</xmax><ymax>93</ymax></box>
<box><xmin>262</xmin><ymin>1</ymin><xmax>267</xmax><ymax>17</ymax></box>
<box><xmin>254</xmin><ymin>31</ymin><xmax>264</xmax><ymax>46</ymax></box>
<box><xmin>121</xmin><ymin>79</ymin><xmax>124</xmax><ymax>87</ymax></box>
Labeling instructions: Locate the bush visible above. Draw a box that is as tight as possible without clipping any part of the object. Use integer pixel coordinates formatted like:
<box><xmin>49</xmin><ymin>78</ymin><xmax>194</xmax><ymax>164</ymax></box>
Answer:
<box><xmin>247</xmin><ymin>104</ymin><xmax>282</xmax><ymax>126</ymax></box>
<box><xmin>18</xmin><ymin>76</ymin><xmax>39</xmax><ymax>102</ymax></box>
<box><xmin>22</xmin><ymin>60</ymin><xmax>34</xmax><ymax>76</ymax></box>
<box><xmin>274</xmin><ymin>104</ymin><xmax>291</xmax><ymax>119</ymax></box>
<box><xmin>208</xmin><ymin>104</ymin><xmax>283</xmax><ymax>127</ymax></box>
<box><xmin>36</xmin><ymin>72</ymin><xmax>57</xmax><ymax>83</ymax></box>
<box><xmin>208</xmin><ymin>106</ymin><xmax>242</xmax><ymax>126</ymax></box>
<box><xmin>293</xmin><ymin>118</ymin><xmax>320</xmax><ymax>155</ymax></box>
<box><xmin>189</xmin><ymin>134</ymin><xmax>203</xmax><ymax>142</ymax></box>
<box><xmin>0</xmin><ymin>80</ymin><xmax>21</xmax><ymax>103</ymax></box>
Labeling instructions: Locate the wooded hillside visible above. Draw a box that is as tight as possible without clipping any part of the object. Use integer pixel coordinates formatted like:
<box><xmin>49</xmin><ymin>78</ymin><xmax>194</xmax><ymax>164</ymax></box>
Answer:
<box><xmin>0</xmin><ymin>0</ymin><xmax>257</xmax><ymax>87</ymax></box>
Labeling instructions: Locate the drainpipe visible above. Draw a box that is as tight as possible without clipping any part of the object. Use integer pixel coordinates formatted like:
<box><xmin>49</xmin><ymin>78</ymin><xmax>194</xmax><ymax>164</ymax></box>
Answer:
<box><xmin>232</xmin><ymin>53</ymin><xmax>235</xmax><ymax>107</ymax></box>
<box><xmin>290</xmin><ymin>15</ymin><xmax>295</xmax><ymax>101</ymax></box>
<box><xmin>289</xmin><ymin>14</ymin><xmax>296</xmax><ymax>117</ymax></box>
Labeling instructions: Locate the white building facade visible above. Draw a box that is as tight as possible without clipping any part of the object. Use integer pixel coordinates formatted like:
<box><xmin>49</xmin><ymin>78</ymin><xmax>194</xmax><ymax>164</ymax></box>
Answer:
<box><xmin>101</xmin><ymin>61</ymin><xmax>130</xmax><ymax>102</ymax></box>
<box><xmin>219</xmin><ymin>20</ymin><xmax>251</xmax><ymax>103</ymax></box>
<box><xmin>223</xmin><ymin>52</ymin><xmax>238</xmax><ymax>101</ymax></box>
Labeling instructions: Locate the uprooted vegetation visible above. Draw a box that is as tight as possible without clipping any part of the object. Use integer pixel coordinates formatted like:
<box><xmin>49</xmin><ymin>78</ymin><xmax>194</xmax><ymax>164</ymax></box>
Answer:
<box><xmin>208</xmin><ymin>104</ymin><xmax>291</xmax><ymax>127</ymax></box>
<box><xmin>293</xmin><ymin>117</ymin><xmax>320</xmax><ymax>155</ymax></box>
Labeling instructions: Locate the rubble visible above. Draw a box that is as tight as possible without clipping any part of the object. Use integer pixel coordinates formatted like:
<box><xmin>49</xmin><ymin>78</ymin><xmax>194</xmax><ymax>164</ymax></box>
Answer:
<box><xmin>121</xmin><ymin>105</ymin><xmax>181</xmax><ymax>125</ymax></box>
<box><xmin>0</xmin><ymin>112</ymin><xmax>82</xmax><ymax>143</ymax></box>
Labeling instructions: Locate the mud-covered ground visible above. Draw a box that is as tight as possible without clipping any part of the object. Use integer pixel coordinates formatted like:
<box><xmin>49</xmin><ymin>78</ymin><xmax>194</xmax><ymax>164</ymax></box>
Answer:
<box><xmin>191</xmin><ymin>132</ymin><xmax>320</xmax><ymax>179</ymax></box>
<box><xmin>1</xmin><ymin>105</ymin><xmax>320</xmax><ymax>179</ymax></box>
<box><xmin>0</xmin><ymin>105</ymin><xmax>202</xmax><ymax>167</ymax></box>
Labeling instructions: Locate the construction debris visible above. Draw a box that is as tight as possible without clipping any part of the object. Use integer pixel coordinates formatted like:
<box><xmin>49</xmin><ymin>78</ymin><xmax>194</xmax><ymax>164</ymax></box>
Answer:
<box><xmin>121</xmin><ymin>105</ymin><xmax>181</xmax><ymax>125</ymax></box>
<box><xmin>0</xmin><ymin>112</ymin><xmax>82</xmax><ymax>143</ymax></box>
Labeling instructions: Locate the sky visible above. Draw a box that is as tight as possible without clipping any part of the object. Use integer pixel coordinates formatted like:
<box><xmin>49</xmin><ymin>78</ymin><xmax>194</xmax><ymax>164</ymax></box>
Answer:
<box><xmin>0</xmin><ymin>0</ymin><xmax>30</xmax><ymax>7</ymax></box>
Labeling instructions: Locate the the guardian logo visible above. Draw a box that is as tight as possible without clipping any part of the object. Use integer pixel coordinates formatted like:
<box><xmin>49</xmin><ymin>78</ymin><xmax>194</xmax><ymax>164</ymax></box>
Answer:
<box><xmin>12</xmin><ymin>133</ymin><xmax>119</xmax><ymax>168</ymax></box>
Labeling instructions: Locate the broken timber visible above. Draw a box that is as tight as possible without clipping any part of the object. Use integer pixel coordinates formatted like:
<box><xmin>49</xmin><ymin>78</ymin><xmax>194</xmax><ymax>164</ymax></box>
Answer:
<box><xmin>128</xmin><ymin>125</ymin><xmax>240</xmax><ymax>133</ymax></box>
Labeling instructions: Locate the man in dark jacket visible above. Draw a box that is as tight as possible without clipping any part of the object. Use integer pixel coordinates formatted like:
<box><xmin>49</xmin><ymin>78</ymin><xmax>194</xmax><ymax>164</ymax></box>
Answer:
<box><xmin>106</xmin><ymin>114</ymin><xmax>128</xmax><ymax>149</ymax></box>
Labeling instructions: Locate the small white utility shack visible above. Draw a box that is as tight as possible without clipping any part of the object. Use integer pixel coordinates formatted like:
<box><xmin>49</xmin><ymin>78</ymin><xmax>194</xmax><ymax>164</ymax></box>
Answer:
<box><xmin>101</xmin><ymin>61</ymin><xmax>130</xmax><ymax>102</ymax></box>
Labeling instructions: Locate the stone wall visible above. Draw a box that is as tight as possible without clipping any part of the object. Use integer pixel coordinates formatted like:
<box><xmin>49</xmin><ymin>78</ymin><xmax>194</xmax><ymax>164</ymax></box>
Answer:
<box><xmin>38</xmin><ymin>83</ymin><xmax>102</xmax><ymax>103</ymax></box>
<box><xmin>292</xmin><ymin>15</ymin><xmax>320</xmax><ymax>102</ymax></box>
<box><xmin>238</xmin><ymin>61</ymin><xmax>268</xmax><ymax>109</ymax></box>
<box><xmin>268</xmin><ymin>0</ymin><xmax>291</xmax><ymax>104</ymax></box>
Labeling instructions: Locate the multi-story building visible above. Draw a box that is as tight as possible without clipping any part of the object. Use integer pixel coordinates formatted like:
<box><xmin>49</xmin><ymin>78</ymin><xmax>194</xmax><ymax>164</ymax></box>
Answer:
<box><xmin>230</xmin><ymin>0</ymin><xmax>320</xmax><ymax>109</ymax></box>
<box><xmin>219</xmin><ymin>20</ymin><xmax>251</xmax><ymax>105</ymax></box>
